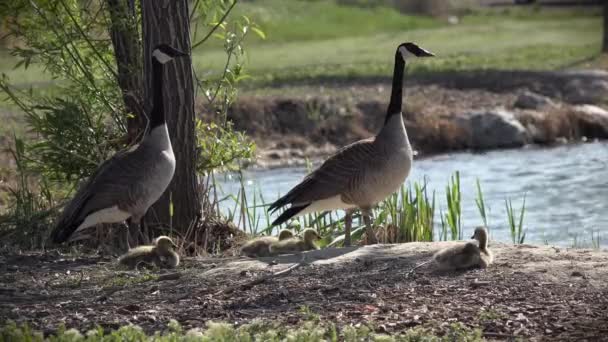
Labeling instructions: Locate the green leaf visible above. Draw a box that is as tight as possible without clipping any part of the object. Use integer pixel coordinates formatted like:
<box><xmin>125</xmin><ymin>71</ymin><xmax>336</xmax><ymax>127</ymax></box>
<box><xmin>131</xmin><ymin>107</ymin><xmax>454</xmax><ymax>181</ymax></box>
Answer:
<box><xmin>251</xmin><ymin>27</ymin><xmax>266</xmax><ymax>40</ymax></box>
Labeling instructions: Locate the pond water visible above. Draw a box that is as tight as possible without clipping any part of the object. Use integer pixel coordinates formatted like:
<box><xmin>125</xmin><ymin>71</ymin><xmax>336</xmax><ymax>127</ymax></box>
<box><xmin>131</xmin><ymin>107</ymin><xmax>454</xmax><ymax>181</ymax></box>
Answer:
<box><xmin>217</xmin><ymin>142</ymin><xmax>608</xmax><ymax>247</ymax></box>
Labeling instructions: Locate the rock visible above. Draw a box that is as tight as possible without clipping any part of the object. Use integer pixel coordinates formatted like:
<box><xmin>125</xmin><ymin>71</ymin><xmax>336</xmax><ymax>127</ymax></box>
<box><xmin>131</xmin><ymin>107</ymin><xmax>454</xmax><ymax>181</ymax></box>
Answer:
<box><xmin>571</xmin><ymin>271</ymin><xmax>586</xmax><ymax>278</ymax></box>
<box><xmin>514</xmin><ymin>91</ymin><xmax>555</xmax><ymax>110</ymax></box>
<box><xmin>564</xmin><ymin>79</ymin><xmax>608</xmax><ymax>104</ymax></box>
<box><xmin>468</xmin><ymin>109</ymin><xmax>528</xmax><ymax>149</ymax></box>
<box><xmin>572</xmin><ymin>105</ymin><xmax>608</xmax><ymax>139</ymax></box>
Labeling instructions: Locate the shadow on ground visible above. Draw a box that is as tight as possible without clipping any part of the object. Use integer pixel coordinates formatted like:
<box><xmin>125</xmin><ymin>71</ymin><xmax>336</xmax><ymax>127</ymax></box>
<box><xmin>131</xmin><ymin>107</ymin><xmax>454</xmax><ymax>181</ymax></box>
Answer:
<box><xmin>1</xmin><ymin>242</ymin><xmax>607</xmax><ymax>340</ymax></box>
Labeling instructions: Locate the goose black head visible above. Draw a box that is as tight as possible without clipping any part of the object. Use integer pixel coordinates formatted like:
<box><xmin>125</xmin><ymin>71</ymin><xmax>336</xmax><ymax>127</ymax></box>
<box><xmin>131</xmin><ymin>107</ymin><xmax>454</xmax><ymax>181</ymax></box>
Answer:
<box><xmin>152</xmin><ymin>44</ymin><xmax>189</xmax><ymax>64</ymax></box>
<box><xmin>397</xmin><ymin>42</ymin><xmax>435</xmax><ymax>60</ymax></box>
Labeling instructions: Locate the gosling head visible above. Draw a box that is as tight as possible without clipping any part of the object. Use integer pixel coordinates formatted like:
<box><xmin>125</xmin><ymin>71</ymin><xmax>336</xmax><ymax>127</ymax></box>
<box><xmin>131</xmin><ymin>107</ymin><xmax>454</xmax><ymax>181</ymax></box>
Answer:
<box><xmin>155</xmin><ymin>236</ymin><xmax>177</xmax><ymax>251</ymax></box>
<box><xmin>152</xmin><ymin>44</ymin><xmax>189</xmax><ymax>64</ymax></box>
<box><xmin>302</xmin><ymin>228</ymin><xmax>321</xmax><ymax>242</ymax></box>
<box><xmin>471</xmin><ymin>226</ymin><xmax>489</xmax><ymax>242</ymax></box>
<box><xmin>397</xmin><ymin>42</ymin><xmax>435</xmax><ymax>60</ymax></box>
<box><xmin>278</xmin><ymin>229</ymin><xmax>294</xmax><ymax>240</ymax></box>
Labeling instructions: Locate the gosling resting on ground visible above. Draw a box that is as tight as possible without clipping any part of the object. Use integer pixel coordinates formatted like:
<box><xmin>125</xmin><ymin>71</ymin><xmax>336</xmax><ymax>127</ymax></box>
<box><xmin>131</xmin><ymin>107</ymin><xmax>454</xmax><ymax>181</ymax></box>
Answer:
<box><xmin>433</xmin><ymin>226</ymin><xmax>493</xmax><ymax>270</ymax></box>
<box><xmin>240</xmin><ymin>229</ymin><xmax>294</xmax><ymax>257</ymax></box>
<box><xmin>269</xmin><ymin>228</ymin><xmax>321</xmax><ymax>256</ymax></box>
<box><xmin>118</xmin><ymin>236</ymin><xmax>180</xmax><ymax>269</ymax></box>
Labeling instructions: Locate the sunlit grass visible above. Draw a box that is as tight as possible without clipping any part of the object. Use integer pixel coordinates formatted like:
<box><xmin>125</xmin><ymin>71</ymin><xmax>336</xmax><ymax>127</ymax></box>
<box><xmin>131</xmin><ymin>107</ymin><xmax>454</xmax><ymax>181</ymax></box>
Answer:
<box><xmin>0</xmin><ymin>318</ymin><xmax>484</xmax><ymax>341</ymax></box>
<box><xmin>192</xmin><ymin>13</ymin><xmax>600</xmax><ymax>86</ymax></box>
<box><xmin>505</xmin><ymin>195</ymin><xmax>527</xmax><ymax>244</ymax></box>
<box><xmin>0</xmin><ymin>5</ymin><xmax>601</xmax><ymax>92</ymax></box>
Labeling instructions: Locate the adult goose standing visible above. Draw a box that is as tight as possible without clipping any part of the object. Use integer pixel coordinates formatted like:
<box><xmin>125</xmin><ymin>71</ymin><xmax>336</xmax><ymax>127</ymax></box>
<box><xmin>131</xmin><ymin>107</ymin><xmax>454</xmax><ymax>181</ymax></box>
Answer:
<box><xmin>50</xmin><ymin>44</ymin><xmax>187</xmax><ymax>247</ymax></box>
<box><xmin>267</xmin><ymin>42</ymin><xmax>434</xmax><ymax>246</ymax></box>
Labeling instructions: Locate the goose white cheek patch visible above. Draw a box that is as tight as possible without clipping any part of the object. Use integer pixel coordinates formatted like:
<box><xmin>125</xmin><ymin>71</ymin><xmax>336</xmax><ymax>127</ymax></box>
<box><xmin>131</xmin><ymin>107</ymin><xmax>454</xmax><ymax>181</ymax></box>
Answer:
<box><xmin>398</xmin><ymin>46</ymin><xmax>416</xmax><ymax>60</ymax></box>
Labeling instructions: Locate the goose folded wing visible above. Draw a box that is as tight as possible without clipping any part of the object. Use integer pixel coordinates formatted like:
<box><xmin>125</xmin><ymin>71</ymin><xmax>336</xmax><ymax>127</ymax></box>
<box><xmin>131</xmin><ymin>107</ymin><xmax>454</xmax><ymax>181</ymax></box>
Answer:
<box><xmin>279</xmin><ymin>138</ymin><xmax>377</xmax><ymax>206</ymax></box>
<box><xmin>59</xmin><ymin>149</ymin><xmax>149</xmax><ymax>225</ymax></box>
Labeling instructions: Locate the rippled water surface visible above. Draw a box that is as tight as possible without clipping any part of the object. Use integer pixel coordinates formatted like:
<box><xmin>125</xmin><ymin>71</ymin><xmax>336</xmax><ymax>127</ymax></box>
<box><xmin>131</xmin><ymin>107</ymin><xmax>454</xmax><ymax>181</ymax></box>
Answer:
<box><xmin>217</xmin><ymin>142</ymin><xmax>608</xmax><ymax>246</ymax></box>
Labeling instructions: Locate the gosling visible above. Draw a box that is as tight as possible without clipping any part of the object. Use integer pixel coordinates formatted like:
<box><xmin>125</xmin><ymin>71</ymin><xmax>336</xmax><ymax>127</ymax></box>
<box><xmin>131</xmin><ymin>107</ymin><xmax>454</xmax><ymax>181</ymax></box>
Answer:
<box><xmin>118</xmin><ymin>235</ymin><xmax>180</xmax><ymax>269</ymax></box>
<box><xmin>240</xmin><ymin>229</ymin><xmax>294</xmax><ymax>257</ymax></box>
<box><xmin>269</xmin><ymin>228</ymin><xmax>321</xmax><ymax>256</ymax></box>
<box><xmin>433</xmin><ymin>226</ymin><xmax>493</xmax><ymax>270</ymax></box>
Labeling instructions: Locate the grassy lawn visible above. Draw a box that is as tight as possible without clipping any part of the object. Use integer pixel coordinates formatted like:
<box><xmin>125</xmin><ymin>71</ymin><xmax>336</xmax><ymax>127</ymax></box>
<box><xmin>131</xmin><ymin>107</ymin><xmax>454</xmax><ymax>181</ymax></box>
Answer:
<box><xmin>193</xmin><ymin>5</ymin><xmax>601</xmax><ymax>86</ymax></box>
<box><xmin>0</xmin><ymin>2</ymin><xmax>602</xmax><ymax>89</ymax></box>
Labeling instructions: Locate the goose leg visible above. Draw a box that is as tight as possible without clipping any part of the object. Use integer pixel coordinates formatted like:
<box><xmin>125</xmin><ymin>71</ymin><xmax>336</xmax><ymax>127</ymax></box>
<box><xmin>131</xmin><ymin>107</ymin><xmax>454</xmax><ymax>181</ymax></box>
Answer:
<box><xmin>344</xmin><ymin>210</ymin><xmax>353</xmax><ymax>247</ymax></box>
<box><xmin>127</xmin><ymin>217</ymin><xmax>140</xmax><ymax>248</ymax></box>
<box><xmin>124</xmin><ymin>220</ymin><xmax>133</xmax><ymax>250</ymax></box>
<box><xmin>140</xmin><ymin>217</ymin><xmax>151</xmax><ymax>244</ymax></box>
<box><xmin>362</xmin><ymin>208</ymin><xmax>378</xmax><ymax>245</ymax></box>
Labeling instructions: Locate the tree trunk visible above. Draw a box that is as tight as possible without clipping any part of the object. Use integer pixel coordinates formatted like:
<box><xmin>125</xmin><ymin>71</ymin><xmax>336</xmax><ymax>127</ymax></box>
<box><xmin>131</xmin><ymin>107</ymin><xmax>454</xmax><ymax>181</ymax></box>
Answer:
<box><xmin>106</xmin><ymin>0</ymin><xmax>146</xmax><ymax>143</ymax></box>
<box><xmin>604</xmin><ymin>0</ymin><xmax>608</xmax><ymax>53</ymax></box>
<box><xmin>141</xmin><ymin>0</ymin><xmax>201</xmax><ymax>235</ymax></box>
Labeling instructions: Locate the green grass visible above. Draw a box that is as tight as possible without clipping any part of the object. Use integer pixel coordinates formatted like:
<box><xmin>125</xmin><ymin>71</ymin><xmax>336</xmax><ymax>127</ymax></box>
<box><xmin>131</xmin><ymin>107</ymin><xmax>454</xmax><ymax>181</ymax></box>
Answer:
<box><xmin>192</xmin><ymin>5</ymin><xmax>601</xmax><ymax>86</ymax></box>
<box><xmin>230</xmin><ymin>0</ymin><xmax>439</xmax><ymax>44</ymax></box>
<box><xmin>0</xmin><ymin>319</ymin><xmax>484</xmax><ymax>342</ymax></box>
<box><xmin>223</xmin><ymin>171</ymin><xmax>530</xmax><ymax>248</ymax></box>
<box><xmin>0</xmin><ymin>2</ymin><xmax>602</xmax><ymax>91</ymax></box>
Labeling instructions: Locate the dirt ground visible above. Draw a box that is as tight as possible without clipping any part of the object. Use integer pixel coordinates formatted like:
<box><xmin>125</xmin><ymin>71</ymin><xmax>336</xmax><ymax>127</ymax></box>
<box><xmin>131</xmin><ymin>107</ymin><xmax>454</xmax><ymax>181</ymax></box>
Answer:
<box><xmin>1</xmin><ymin>242</ymin><xmax>607</xmax><ymax>341</ymax></box>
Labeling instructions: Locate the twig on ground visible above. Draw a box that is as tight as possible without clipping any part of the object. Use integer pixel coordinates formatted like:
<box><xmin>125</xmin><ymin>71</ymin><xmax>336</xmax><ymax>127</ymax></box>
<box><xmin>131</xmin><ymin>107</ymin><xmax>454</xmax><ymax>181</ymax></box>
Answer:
<box><xmin>482</xmin><ymin>332</ymin><xmax>517</xmax><ymax>338</ymax></box>
<box><xmin>96</xmin><ymin>286</ymin><xmax>123</xmax><ymax>302</ymax></box>
<box><xmin>156</xmin><ymin>272</ymin><xmax>181</xmax><ymax>281</ymax></box>
<box><xmin>220</xmin><ymin>254</ymin><xmax>307</xmax><ymax>294</ymax></box>
<box><xmin>404</xmin><ymin>259</ymin><xmax>433</xmax><ymax>278</ymax></box>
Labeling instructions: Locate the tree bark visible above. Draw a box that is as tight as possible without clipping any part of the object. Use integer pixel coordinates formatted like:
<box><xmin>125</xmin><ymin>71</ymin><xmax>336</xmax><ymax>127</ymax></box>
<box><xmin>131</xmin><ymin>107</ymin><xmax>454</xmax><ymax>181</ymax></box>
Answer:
<box><xmin>141</xmin><ymin>0</ymin><xmax>201</xmax><ymax>235</ymax></box>
<box><xmin>604</xmin><ymin>0</ymin><xmax>608</xmax><ymax>52</ymax></box>
<box><xmin>106</xmin><ymin>0</ymin><xmax>146</xmax><ymax>143</ymax></box>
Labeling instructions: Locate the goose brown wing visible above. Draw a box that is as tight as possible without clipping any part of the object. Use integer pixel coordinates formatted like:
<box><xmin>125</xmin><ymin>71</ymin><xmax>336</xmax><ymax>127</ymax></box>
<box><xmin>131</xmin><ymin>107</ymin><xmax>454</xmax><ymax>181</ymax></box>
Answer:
<box><xmin>269</xmin><ymin>138</ymin><xmax>376</xmax><ymax>211</ymax></box>
<box><xmin>51</xmin><ymin>148</ymin><xmax>148</xmax><ymax>242</ymax></box>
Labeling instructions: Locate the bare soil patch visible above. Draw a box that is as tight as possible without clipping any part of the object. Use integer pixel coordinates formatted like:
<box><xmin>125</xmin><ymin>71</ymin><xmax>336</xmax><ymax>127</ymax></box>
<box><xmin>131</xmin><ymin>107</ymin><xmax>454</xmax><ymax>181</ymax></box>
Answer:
<box><xmin>2</xmin><ymin>242</ymin><xmax>607</xmax><ymax>341</ymax></box>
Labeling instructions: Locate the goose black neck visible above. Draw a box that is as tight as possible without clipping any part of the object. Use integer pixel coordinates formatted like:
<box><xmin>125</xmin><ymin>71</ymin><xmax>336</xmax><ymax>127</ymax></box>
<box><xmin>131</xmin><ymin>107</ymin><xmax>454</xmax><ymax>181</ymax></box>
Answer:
<box><xmin>384</xmin><ymin>51</ymin><xmax>405</xmax><ymax>125</ymax></box>
<box><xmin>149</xmin><ymin>58</ymin><xmax>165</xmax><ymax>131</ymax></box>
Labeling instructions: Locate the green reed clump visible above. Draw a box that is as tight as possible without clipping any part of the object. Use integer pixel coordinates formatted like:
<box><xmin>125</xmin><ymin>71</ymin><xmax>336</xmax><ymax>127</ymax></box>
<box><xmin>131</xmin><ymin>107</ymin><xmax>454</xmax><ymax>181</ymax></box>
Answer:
<box><xmin>505</xmin><ymin>194</ymin><xmax>527</xmax><ymax>244</ymax></box>
<box><xmin>441</xmin><ymin>171</ymin><xmax>462</xmax><ymax>241</ymax></box>
<box><xmin>380</xmin><ymin>180</ymin><xmax>435</xmax><ymax>243</ymax></box>
<box><xmin>220</xmin><ymin>170</ymin><xmax>536</xmax><ymax>248</ymax></box>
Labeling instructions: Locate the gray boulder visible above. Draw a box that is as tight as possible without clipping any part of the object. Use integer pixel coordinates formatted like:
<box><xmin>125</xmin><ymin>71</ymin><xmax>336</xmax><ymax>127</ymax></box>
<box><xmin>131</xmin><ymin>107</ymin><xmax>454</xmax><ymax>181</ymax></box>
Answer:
<box><xmin>468</xmin><ymin>109</ymin><xmax>528</xmax><ymax>149</ymax></box>
<box><xmin>573</xmin><ymin>105</ymin><xmax>608</xmax><ymax>138</ymax></box>
<box><xmin>564</xmin><ymin>79</ymin><xmax>608</xmax><ymax>104</ymax></box>
<box><xmin>514</xmin><ymin>91</ymin><xmax>555</xmax><ymax>110</ymax></box>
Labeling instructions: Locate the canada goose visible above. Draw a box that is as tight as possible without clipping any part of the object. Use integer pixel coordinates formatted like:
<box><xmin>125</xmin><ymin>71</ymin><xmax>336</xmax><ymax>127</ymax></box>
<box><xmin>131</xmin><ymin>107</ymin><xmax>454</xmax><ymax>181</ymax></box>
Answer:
<box><xmin>267</xmin><ymin>42</ymin><xmax>434</xmax><ymax>246</ymax></box>
<box><xmin>269</xmin><ymin>228</ymin><xmax>321</xmax><ymax>256</ymax></box>
<box><xmin>118</xmin><ymin>235</ymin><xmax>180</xmax><ymax>269</ymax></box>
<box><xmin>240</xmin><ymin>229</ymin><xmax>295</xmax><ymax>257</ymax></box>
<box><xmin>50</xmin><ymin>44</ymin><xmax>188</xmax><ymax>248</ymax></box>
<box><xmin>433</xmin><ymin>226</ymin><xmax>493</xmax><ymax>270</ymax></box>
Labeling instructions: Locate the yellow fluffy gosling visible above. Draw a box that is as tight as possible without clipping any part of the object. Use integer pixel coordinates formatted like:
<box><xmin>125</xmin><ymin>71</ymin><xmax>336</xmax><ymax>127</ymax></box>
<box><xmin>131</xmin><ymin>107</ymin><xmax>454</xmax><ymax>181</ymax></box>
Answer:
<box><xmin>118</xmin><ymin>235</ymin><xmax>180</xmax><ymax>269</ymax></box>
<box><xmin>269</xmin><ymin>228</ymin><xmax>321</xmax><ymax>256</ymax></box>
<box><xmin>433</xmin><ymin>226</ymin><xmax>493</xmax><ymax>270</ymax></box>
<box><xmin>240</xmin><ymin>229</ymin><xmax>294</xmax><ymax>257</ymax></box>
